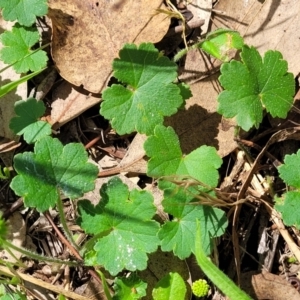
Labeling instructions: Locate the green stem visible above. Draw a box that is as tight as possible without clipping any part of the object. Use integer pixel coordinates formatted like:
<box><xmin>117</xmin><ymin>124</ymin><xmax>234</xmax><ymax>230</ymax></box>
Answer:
<box><xmin>97</xmin><ymin>270</ymin><xmax>113</xmax><ymax>300</ymax></box>
<box><xmin>195</xmin><ymin>221</ymin><xmax>252</xmax><ymax>300</ymax></box>
<box><xmin>1</xmin><ymin>239</ymin><xmax>78</xmax><ymax>267</ymax></box>
<box><xmin>56</xmin><ymin>197</ymin><xmax>80</xmax><ymax>251</ymax></box>
<box><xmin>173</xmin><ymin>42</ymin><xmax>202</xmax><ymax>62</ymax></box>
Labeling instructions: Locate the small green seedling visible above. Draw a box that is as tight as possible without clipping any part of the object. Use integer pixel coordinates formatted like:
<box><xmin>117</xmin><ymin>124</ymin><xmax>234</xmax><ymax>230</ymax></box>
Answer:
<box><xmin>200</xmin><ymin>28</ymin><xmax>244</xmax><ymax>61</ymax></box>
<box><xmin>0</xmin><ymin>167</ymin><xmax>10</xmax><ymax>180</ymax></box>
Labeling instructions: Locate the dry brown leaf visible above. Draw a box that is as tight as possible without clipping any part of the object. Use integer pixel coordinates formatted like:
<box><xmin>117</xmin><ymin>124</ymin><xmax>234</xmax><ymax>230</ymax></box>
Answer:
<box><xmin>48</xmin><ymin>0</ymin><xmax>170</xmax><ymax>93</ymax></box>
<box><xmin>240</xmin><ymin>271</ymin><xmax>300</xmax><ymax>300</ymax></box>
<box><xmin>118</xmin><ymin>133</ymin><xmax>148</xmax><ymax>174</ymax></box>
<box><xmin>51</xmin><ymin>81</ymin><xmax>100</xmax><ymax>129</ymax></box>
<box><xmin>190</xmin><ymin>0</ymin><xmax>212</xmax><ymax>35</ymax></box>
<box><xmin>173</xmin><ymin>56</ymin><xmax>237</xmax><ymax>157</ymax></box>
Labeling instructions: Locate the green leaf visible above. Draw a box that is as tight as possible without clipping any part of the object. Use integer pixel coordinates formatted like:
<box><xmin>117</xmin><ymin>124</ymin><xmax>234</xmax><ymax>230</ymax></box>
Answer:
<box><xmin>77</xmin><ymin>177</ymin><xmax>160</xmax><ymax>276</ymax></box>
<box><xmin>152</xmin><ymin>272</ymin><xmax>186</xmax><ymax>300</ymax></box>
<box><xmin>275</xmin><ymin>192</ymin><xmax>300</xmax><ymax>229</ymax></box>
<box><xmin>144</xmin><ymin>125</ymin><xmax>222</xmax><ymax>186</ymax></box>
<box><xmin>200</xmin><ymin>28</ymin><xmax>244</xmax><ymax>61</ymax></box>
<box><xmin>10</xmin><ymin>136</ymin><xmax>98</xmax><ymax>212</ymax></box>
<box><xmin>0</xmin><ymin>0</ymin><xmax>48</xmax><ymax>26</ymax></box>
<box><xmin>217</xmin><ymin>45</ymin><xmax>295</xmax><ymax>131</ymax></box>
<box><xmin>178</xmin><ymin>82</ymin><xmax>192</xmax><ymax>102</ymax></box>
<box><xmin>0</xmin><ymin>295</ymin><xmax>24</xmax><ymax>300</ymax></box>
<box><xmin>113</xmin><ymin>273</ymin><xmax>147</xmax><ymax>300</ymax></box>
<box><xmin>158</xmin><ymin>185</ymin><xmax>227</xmax><ymax>258</ymax></box>
<box><xmin>100</xmin><ymin>43</ymin><xmax>187</xmax><ymax>135</ymax></box>
<box><xmin>9</xmin><ymin>98</ymin><xmax>51</xmax><ymax>143</ymax></box>
<box><xmin>278</xmin><ymin>149</ymin><xmax>300</xmax><ymax>188</ymax></box>
<box><xmin>275</xmin><ymin>151</ymin><xmax>300</xmax><ymax>229</ymax></box>
<box><xmin>144</xmin><ymin>125</ymin><xmax>226</xmax><ymax>257</ymax></box>
<box><xmin>0</xmin><ymin>24</ymin><xmax>48</xmax><ymax>73</ymax></box>
<box><xmin>0</xmin><ymin>289</ymin><xmax>26</xmax><ymax>300</ymax></box>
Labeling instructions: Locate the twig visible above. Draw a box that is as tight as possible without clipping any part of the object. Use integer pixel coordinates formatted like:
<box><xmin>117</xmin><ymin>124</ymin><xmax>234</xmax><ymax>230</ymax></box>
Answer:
<box><xmin>165</xmin><ymin>18</ymin><xmax>205</xmax><ymax>37</ymax></box>
<box><xmin>0</xmin><ymin>265</ymin><xmax>90</xmax><ymax>300</ymax></box>
<box><xmin>44</xmin><ymin>211</ymin><xmax>82</xmax><ymax>261</ymax></box>
<box><xmin>44</xmin><ymin>211</ymin><xmax>103</xmax><ymax>285</ymax></box>
<box><xmin>98</xmin><ymin>154</ymin><xmax>145</xmax><ymax>177</ymax></box>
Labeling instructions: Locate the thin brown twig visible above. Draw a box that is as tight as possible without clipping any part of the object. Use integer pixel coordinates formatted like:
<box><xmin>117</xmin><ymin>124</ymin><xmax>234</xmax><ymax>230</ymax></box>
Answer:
<box><xmin>3</xmin><ymin>197</ymin><xmax>24</xmax><ymax>219</ymax></box>
<box><xmin>44</xmin><ymin>211</ymin><xmax>102</xmax><ymax>284</ymax></box>
<box><xmin>98</xmin><ymin>154</ymin><xmax>145</xmax><ymax>177</ymax></box>
<box><xmin>165</xmin><ymin>18</ymin><xmax>205</xmax><ymax>37</ymax></box>
<box><xmin>44</xmin><ymin>211</ymin><xmax>82</xmax><ymax>261</ymax></box>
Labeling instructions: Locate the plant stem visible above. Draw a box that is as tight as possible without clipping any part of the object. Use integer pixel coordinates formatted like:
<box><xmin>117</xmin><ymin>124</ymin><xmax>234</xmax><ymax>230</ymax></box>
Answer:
<box><xmin>195</xmin><ymin>221</ymin><xmax>252</xmax><ymax>300</ymax></box>
<box><xmin>97</xmin><ymin>270</ymin><xmax>113</xmax><ymax>300</ymax></box>
<box><xmin>1</xmin><ymin>240</ymin><xmax>78</xmax><ymax>266</ymax></box>
<box><xmin>56</xmin><ymin>197</ymin><xmax>80</xmax><ymax>252</ymax></box>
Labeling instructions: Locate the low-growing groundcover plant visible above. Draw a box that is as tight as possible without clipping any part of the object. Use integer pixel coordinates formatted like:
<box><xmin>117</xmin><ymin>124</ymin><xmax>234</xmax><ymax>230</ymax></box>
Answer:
<box><xmin>0</xmin><ymin>1</ymin><xmax>298</xmax><ymax>300</ymax></box>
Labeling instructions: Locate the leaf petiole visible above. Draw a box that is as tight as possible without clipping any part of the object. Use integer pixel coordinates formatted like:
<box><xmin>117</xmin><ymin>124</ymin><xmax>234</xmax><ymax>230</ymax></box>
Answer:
<box><xmin>195</xmin><ymin>221</ymin><xmax>252</xmax><ymax>300</ymax></box>
<box><xmin>0</xmin><ymin>239</ymin><xmax>78</xmax><ymax>267</ymax></box>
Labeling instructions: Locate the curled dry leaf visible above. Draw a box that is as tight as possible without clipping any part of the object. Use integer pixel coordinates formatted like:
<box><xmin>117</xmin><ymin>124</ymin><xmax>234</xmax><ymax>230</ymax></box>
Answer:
<box><xmin>48</xmin><ymin>0</ymin><xmax>170</xmax><ymax>93</ymax></box>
